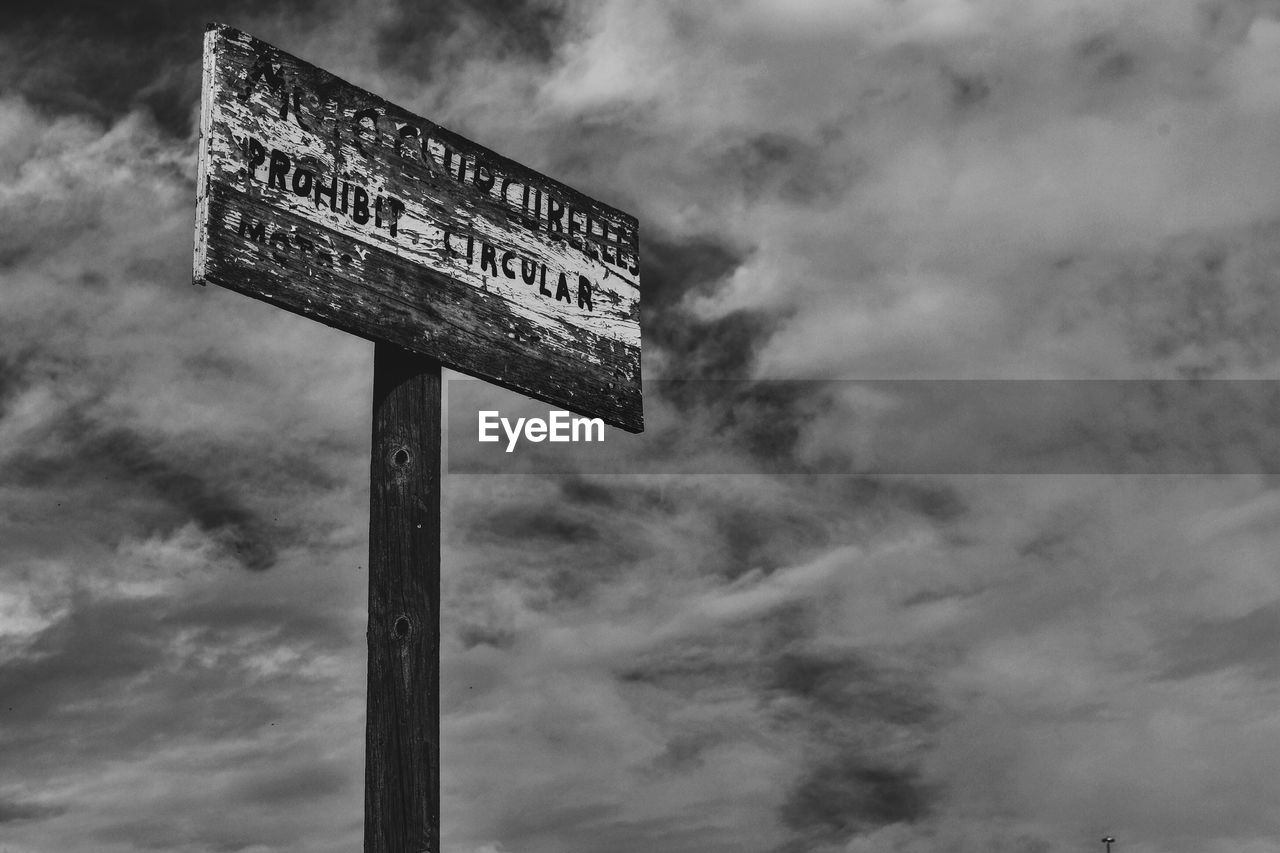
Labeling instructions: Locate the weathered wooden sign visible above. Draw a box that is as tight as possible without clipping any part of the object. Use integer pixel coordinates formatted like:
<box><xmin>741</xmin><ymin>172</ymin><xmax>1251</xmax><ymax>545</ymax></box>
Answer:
<box><xmin>195</xmin><ymin>23</ymin><xmax>642</xmax><ymax>431</ymax></box>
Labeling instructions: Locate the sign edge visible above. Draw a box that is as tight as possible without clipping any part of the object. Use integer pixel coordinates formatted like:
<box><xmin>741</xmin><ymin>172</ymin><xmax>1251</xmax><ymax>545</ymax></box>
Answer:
<box><xmin>193</xmin><ymin>23</ymin><xmax>220</xmax><ymax>285</ymax></box>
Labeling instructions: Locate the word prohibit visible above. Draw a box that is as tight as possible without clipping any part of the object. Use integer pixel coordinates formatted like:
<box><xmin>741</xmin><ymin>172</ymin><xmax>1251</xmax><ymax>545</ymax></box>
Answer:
<box><xmin>239</xmin><ymin>135</ymin><xmax>405</xmax><ymax>237</ymax></box>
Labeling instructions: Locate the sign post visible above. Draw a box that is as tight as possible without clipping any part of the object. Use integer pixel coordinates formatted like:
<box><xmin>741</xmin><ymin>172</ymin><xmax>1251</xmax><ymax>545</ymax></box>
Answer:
<box><xmin>366</xmin><ymin>345</ymin><xmax>441</xmax><ymax>853</ymax></box>
<box><xmin>193</xmin><ymin>23</ymin><xmax>642</xmax><ymax>851</ymax></box>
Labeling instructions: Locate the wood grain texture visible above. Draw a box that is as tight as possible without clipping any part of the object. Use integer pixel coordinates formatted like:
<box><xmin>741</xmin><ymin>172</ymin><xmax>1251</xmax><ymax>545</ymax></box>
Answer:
<box><xmin>195</xmin><ymin>23</ymin><xmax>643</xmax><ymax>432</ymax></box>
<box><xmin>366</xmin><ymin>345</ymin><xmax>441</xmax><ymax>853</ymax></box>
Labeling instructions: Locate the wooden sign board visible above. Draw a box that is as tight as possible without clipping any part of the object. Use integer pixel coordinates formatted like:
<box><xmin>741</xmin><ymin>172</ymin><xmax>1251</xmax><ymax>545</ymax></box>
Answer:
<box><xmin>195</xmin><ymin>23</ymin><xmax>643</xmax><ymax>432</ymax></box>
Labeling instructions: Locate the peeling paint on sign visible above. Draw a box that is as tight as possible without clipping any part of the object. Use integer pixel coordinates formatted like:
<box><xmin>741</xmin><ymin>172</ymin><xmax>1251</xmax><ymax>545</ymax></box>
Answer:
<box><xmin>195</xmin><ymin>23</ymin><xmax>643</xmax><ymax>432</ymax></box>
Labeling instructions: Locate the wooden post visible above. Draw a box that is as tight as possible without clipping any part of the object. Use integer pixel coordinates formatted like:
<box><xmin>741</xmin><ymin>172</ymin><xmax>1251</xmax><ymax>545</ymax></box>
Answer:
<box><xmin>366</xmin><ymin>342</ymin><xmax>441</xmax><ymax>853</ymax></box>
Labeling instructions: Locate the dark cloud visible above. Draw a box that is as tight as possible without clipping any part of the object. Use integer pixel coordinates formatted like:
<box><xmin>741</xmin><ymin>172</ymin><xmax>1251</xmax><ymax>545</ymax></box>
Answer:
<box><xmin>553</xmin><ymin>477</ymin><xmax>686</xmax><ymax>520</ymax></box>
<box><xmin>159</xmin><ymin>597</ymin><xmax>352</xmax><ymax>651</ymax></box>
<box><xmin>0</xmin><ymin>595</ymin><xmax>268</xmax><ymax>752</ymax></box>
<box><xmin>1015</xmin><ymin>526</ymin><xmax>1083</xmax><ymax>564</ymax></box>
<box><xmin>947</xmin><ymin>70</ymin><xmax>991</xmax><ymax>109</ymax></box>
<box><xmin>476</xmin><ymin>504</ymin><xmax>601</xmax><ymax>546</ymax></box>
<box><xmin>4</xmin><ymin>418</ymin><xmax>283</xmax><ymax>570</ymax></box>
<box><xmin>231</xmin><ymin>761</ymin><xmax>351</xmax><ymax>805</ymax></box>
<box><xmin>453</xmin><ymin>501</ymin><xmax>637</xmax><ymax>596</ymax></box>
<box><xmin>448</xmin><ymin>487</ymin><xmax>655</xmax><ymax>615</ymax></box>
<box><xmin>779</xmin><ymin>758</ymin><xmax>931</xmax><ymax>844</ymax></box>
<box><xmin>0</xmin><ymin>798</ymin><xmax>68</xmax><ymax>823</ymax></box>
<box><xmin>0</xmin><ymin>578</ymin><xmax>360</xmax><ymax>845</ymax></box>
<box><xmin>616</xmin><ymin>630</ymin><xmax>769</xmax><ymax>696</ymax></box>
<box><xmin>0</xmin><ymin>0</ymin><xmax>333</xmax><ymax>136</ymax></box>
<box><xmin>617</xmin><ymin>622</ymin><xmax>940</xmax><ymax>848</ymax></box>
<box><xmin>699</xmin><ymin>382</ymin><xmax>836</xmax><ymax>471</ymax></box>
<box><xmin>1090</xmin><ymin>218</ymin><xmax>1280</xmax><ymax>376</ymax></box>
<box><xmin>712</xmin><ymin>131</ymin><xmax>859</xmax><ymax>206</ymax></box>
<box><xmin>0</xmin><ymin>595</ymin><xmax>162</xmax><ymax>732</ymax></box>
<box><xmin>712</xmin><ymin>503</ymin><xmax>831</xmax><ymax>580</ymax></box>
<box><xmin>765</xmin><ymin>648</ymin><xmax>940</xmax><ymax>848</ymax></box>
<box><xmin>0</xmin><ymin>584</ymin><xmax>355</xmax><ymax>807</ymax></box>
<box><xmin>615</xmin><ymin>597</ymin><xmax>815</xmax><ymax>697</ymax></box>
<box><xmin>1</xmin><ymin>387</ymin><xmax>354</xmax><ymax>569</ymax></box>
<box><xmin>837</xmin><ymin>476</ymin><xmax>967</xmax><ymax>525</ymax></box>
<box><xmin>455</xmin><ymin>621</ymin><xmax>517</xmax><ymax>650</ymax></box>
<box><xmin>490</xmin><ymin>799</ymin><xmax>624</xmax><ymax>848</ymax></box>
<box><xmin>641</xmin><ymin>234</ymin><xmax>772</xmax><ymax>378</ymax></box>
<box><xmin>645</xmin><ymin>730</ymin><xmax>721</xmax><ymax>775</ymax></box>
<box><xmin>768</xmin><ymin>650</ymin><xmax>936</xmax><ymax>727</ymax></box>
<box><xmin>373</xmin><ymin>0</ymin><xmax>563</xmax><ymax>72</ymax></box>
<box><xmin>0</xmin><ymin>351</ymin><xmax>34</xmax><ymax>415</ymax></box>
<box><xmin>1076</xmin><ymin>33</ymin><xmax>1139</xmax><ymax>81</ymax></box>
<box><xmin>664</xmin><ymin>309</ymin><xmax>775</xmax><ymax>381</ymax></box>
<box><xmin>1157</xmin><ymin>601</ymin><xmax>1280</xmax><ymax>680</ymax></box>
<box><xmin>557</xmin><ymin>475</ymin><xmax>621</xmax><ymax>509</ymax></box>
<box><xmin>580</xmin><ymin>378</ymin><xmax>845</xmax><ymax>478</ymax></box>
<box><xmin>94</xmin><ymin>815</ymin><xmax>271</xmax><ymax>852</ymax></box>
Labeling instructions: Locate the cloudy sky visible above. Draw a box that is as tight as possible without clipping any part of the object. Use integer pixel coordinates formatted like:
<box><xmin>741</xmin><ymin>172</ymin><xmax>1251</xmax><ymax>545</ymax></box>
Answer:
<box><xmin>6</xmin><ymin>1</ymin><xmax>1280</xmax><ymax>851</ymax></box>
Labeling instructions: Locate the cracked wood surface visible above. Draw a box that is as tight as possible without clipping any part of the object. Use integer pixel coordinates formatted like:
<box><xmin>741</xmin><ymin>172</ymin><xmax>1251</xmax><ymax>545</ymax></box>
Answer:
<box><xmin>195</xmin><ymin>23</ymin><xmax>643</xmax><ymax>431</ymax></box>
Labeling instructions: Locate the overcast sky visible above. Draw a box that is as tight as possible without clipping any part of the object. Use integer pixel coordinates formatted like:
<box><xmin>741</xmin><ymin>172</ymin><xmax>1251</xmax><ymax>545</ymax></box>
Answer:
<box><xmin>5</xmin><ymin>1</ymin><xmax>1280</xmax><ymax>852</ymax></box>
